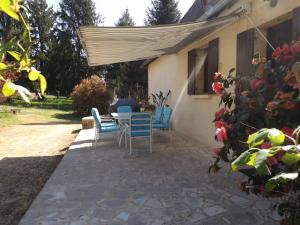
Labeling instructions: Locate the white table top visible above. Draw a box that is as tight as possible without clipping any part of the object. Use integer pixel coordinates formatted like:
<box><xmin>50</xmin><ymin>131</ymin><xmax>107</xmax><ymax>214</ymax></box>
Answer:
<box><xmin>111</xmin><ymin>112</ymin><xmax>132</xmax><ymax>120</ymax></box>
<box><xmin>111</xmin><ymin>112</ymin><xmax>152</xmax><ymax>120</ymax></box>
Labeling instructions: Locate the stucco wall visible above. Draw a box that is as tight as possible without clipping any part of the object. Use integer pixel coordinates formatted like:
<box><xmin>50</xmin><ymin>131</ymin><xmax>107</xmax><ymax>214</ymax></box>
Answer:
<box><xmin>148</xmin><ymin>0</ymin><xmax>300</xmax><ymax>148</ymax></box>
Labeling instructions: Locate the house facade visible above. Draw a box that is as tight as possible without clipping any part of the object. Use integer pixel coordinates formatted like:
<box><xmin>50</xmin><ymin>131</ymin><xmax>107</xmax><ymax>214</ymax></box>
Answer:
<box><xmin>148</xmin><ymin>0</ymin><xmax>300</xmax><ymax>148</ymax></box>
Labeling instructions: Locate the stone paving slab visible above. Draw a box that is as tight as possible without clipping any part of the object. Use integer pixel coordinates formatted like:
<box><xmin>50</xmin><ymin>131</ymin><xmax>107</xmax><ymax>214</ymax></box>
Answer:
<box><xmin>19</xmin><ymin>129</ymin><xmax>280</xmax><ymax>225</ymax></box>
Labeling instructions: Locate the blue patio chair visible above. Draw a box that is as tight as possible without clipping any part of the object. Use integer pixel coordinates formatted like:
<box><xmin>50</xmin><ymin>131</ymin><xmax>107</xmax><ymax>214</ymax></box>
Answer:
<box><xmin>117</xmin><ymin>106</ymin><xmax>132</xmax><ymax>113</ymax></box>
<box><xmin>126</xmin><ymin>113</ymin><xmax>152</xmax><ymax>155</ymax></box>
<box><xmin>152</xmin><ymin>107</ymin><xmax>173</xmax><ymax>141</ymax></box>
<box><xmin>91</xmin><ymin>108</ymin><xmax>119</xmax><ymax>147</ymax></box>
<box><xmin>152</xmin><ymin>106</ymin><xmax>163</xmax><ymax>124</ymax></box>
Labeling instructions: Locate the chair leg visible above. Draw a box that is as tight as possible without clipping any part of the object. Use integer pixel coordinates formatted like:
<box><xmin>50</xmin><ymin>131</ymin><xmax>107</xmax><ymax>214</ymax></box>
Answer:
<box><xmin>150</xmin><ymin>136</ymin><xmax>152</xmax><ymax>153</ymax></box>
<box><xmin>129</xmin><ymin>138</ymin><xmax>132</xmax><ymax>155</ymax></box>
<box><xmin>125</xmin><ymin>131</ymin><xmax>128</xmax><ymax>148</ymax></box>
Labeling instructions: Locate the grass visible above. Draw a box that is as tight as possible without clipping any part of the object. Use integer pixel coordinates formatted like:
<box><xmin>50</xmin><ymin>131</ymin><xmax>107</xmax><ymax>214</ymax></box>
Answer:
<box><xmin>0</xmin><ymin>95</ymin><xmax>80</xmax><ymax>127</ymax></box>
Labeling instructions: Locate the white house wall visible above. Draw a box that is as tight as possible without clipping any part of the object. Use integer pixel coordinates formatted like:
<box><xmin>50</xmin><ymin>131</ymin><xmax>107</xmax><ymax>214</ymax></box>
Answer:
<box><xmin>148</xmin><ymin>0</ymin><xmax>300</xmax><ymax>148</ymax></box>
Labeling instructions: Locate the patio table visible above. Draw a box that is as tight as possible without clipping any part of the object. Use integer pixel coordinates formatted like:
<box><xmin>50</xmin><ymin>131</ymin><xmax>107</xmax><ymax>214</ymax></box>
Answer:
<box><xmin>111</xmin><ymin>112</ymin><xmax>132</xmax><ymax>147</ymax></box>
<box><xmin>111</xmin><ymin>112</ymin><xmax>153</xmax><ymax>147</ymax></box>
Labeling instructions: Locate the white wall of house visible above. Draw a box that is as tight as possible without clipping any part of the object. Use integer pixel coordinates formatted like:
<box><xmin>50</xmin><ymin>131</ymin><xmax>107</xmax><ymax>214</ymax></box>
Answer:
<box><xmin>148</xmin><ymin>0</ymin><xmax>300</xmax><ymax>148</ymax></box>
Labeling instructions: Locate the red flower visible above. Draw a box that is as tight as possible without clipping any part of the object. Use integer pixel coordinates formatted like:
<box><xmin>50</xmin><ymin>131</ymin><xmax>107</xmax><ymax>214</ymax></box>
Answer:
<box><xmin>281</xmin><ymin>127</ymin><xmax>294</xmax><ymax>137</ymax></box>
<box><xmin>215</xmin><ymin>108</ymin><xmax>229</xmax><ymax>120</ymax></box>
<box><xmin>290</xmin><ymin>41</ymin><xmax>300</xmax><ymax>54</ymax></box>
<box><xmin>212</xmin><ymin>148</ymin><xmax>221</xmax><ymax>157</ymax></box>
<box><xmin>266</xmin><ymin>156</ymin><xmax>278</xmax><ymax>167</ymax></box>
<box><xmin>283</xmin><ymin>55</ymin><xmax>293</xmax><ymax>63</ymax></box>
<box><xmin>281</xmin><ymin>101</ymin><xmax>296</xmax><ymax>110</ymax></box>
<box><xmin>212</xmin><ymin>82</ymin><xmax>223</xmax><ymax>95</ymax></box>
<box><xmin>214</xmin><ymin>72</ymin><xmax>222</xmax><ymax>81</ymax></box>
<box><xmin>281</xmin><ymin>44</ymin><xmax>290</xmax><ymax>55</ymax></box>
<box><xmin>272</xmin><ymin>47</ymin><xmax>282</xmax><ymax>59</ymax></box>
<box><xmin>261</xmin><ymin>142</ymin><xmax>272</xmax><ymax>149</ymax></box>
<box><xmin>215</xmin><ymin>120</ymin><xmax>231</xmax><ymax>129</ymax></box>
<box><xmin>276</xmin><ymin>150</ymin><xmax>285</xmax><ymax>161</ymax></box>
<box><xmin>215</xmin><ymin>127</ymin><xmax>228</xmax><ymax>142</ymax></box>
<box><xmin>250</xmin><ymin>79</ymin><xmax>264</xmax><ymax>91</ymax></box>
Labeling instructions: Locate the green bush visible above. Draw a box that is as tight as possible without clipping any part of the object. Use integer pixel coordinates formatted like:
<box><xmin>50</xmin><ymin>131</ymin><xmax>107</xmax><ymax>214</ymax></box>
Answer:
<box><xmin>71</xmin><ymin>75</ymin><xmax>111</xmax><ymax>116</ymax></box>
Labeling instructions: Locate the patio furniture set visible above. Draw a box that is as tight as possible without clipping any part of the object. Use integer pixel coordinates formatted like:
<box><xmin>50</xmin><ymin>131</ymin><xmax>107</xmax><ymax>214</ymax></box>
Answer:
<box><xmin>91</xmin><ymin>106</ymin><xmax>173</xmax><ymax>154</ymax></box>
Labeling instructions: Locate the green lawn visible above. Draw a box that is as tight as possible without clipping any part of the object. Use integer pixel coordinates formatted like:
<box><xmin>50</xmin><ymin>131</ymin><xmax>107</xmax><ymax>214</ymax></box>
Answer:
<box><xmin>0</xmin><ymin>95</ymin><xmax>80</xmax><ymax>127</ymax></box>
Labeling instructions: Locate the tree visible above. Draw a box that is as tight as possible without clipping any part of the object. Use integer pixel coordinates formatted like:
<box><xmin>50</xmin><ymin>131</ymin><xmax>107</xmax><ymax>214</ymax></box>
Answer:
<box><xmin>45</xmin><ymin>0</ymin><xmax>102</xmax><ymax>95</ymax></box>
<box><xmin>27</xmin><ymin>0</ymin><xmax>55</xmax><ymax>72</ymax></box>
<box><xmin>104</xmin><ymin>9</ymin><xmax>147</xmax><ymax>101</ymax></box>
<box><xmin>115</xmin><ymin>8</ymin><xmax>135</xmax><ymax>26</ymax></box>
<box><xmin>145</xmin><ymin>0</ymin><xmax>181</xmax><ymax>25</ymax></box>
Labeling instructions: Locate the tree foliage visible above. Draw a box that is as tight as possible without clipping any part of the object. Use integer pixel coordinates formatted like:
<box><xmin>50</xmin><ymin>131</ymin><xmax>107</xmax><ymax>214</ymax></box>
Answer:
<box><xmin>104</xmin><ymin>9</ymin><xmax>147</xmax><ymax>101</ymax></box>
<box><xmin>45</xmin><ymin>0</ymin><xmax>102</xmax><ymax>94</ymax></box>
<box><xmin>145</xmin><ymin>0</ymin><xmax>181</xmax><ymax>25</ymax></box>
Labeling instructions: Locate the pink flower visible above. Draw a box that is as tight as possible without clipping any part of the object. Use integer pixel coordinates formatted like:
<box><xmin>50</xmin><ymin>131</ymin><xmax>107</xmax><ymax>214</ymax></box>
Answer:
<box><xmin>212</xmin><ymin>82</ymin><xmax>223</xmax><ymax>95</ymax></box>
<box><xmin>212</xmin><ymin>148</ymin><xmax>221</xmax><ymax>157</ymax></box>
<box><xmin>214</xmin><ymin>72</ymin><xmax>222</xmax><ymax>81</ymax></box>
<box><xmin>215</xmin><ymin>127</ymin><xmax>228</xmax><ymax>142</ymax></box>
<box><xmin>215</xmin><ymin>108</ymin><xmax>228</xmax><ymax>120</ymax></box>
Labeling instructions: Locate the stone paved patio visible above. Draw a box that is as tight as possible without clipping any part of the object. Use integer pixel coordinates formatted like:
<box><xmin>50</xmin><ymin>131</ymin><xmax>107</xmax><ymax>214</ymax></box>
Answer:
<box><xmin>20</xmin><ymin>129</ymin><xmax>281</xmax><ymax>225</ymax></box>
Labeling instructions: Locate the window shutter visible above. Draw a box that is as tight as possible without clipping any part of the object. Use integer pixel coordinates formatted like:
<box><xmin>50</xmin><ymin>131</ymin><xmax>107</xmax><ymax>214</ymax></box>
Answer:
<box><xmin>236</xmin><ymin>28</ymin><xmax>254</xmax><ymax>78</ymax></box>
<box><xmin>188</xmin><ymin>49</ymin><xmax>196</xmax><ymax>95</ymax></box>
<box><xmin>207</xmin><ymin>38</ymin><xmax>219</xmax><ymax>94</ymax></box>
<box><xmin>292</xmin><ymin>7</ymin><xmax>300</xmax><ymax>40</ymax></box>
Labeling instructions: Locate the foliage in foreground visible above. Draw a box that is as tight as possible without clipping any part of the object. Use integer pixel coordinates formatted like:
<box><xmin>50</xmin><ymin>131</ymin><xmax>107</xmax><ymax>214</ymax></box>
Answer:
<box><xmin>210</xmin><ymin>39</ymin><xmax>300</xmax><ymax>224</ymax></box>
<box><xmin>71</xmin><ymin>75</ymin><xmax>111</xmax><ymax>116</ymax></box>
<box><xmin>0</xmin><ymin>0</ymin><xmax>46</xmax><ymax>103</ymax></box>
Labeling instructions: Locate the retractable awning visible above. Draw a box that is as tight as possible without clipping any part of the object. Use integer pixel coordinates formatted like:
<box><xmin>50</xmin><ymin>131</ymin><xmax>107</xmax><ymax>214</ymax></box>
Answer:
<box><xmin>78</xmin><ymin>14</ymin><xmax>239</xmax><ymax>66</ymax></box>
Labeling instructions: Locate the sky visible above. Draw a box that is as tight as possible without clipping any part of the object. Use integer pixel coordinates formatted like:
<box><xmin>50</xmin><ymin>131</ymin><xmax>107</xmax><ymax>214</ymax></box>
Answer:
<box><xmin>46</xmin><ymin>0</ymin><xmax>195</xmax><ymax>26</ymax></box>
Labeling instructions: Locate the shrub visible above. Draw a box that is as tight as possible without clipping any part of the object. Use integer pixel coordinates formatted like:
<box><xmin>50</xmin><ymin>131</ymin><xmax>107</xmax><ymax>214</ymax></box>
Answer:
<box><xmin>210</xmin><ymin>39</ymin><xmax>300</xmax><ymax>224</ymax></box>
<box><xmin>71</xmin><ymin>75</ymin><xmax>111</xmax><ymax>116</ymax></box>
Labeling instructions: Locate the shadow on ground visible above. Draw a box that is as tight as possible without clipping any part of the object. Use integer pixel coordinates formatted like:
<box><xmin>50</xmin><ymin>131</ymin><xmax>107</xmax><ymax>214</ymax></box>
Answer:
<box><xmin>0</xmin><ymin>155</ymin><xmax>63</xmax><ymax>225</ymax></box>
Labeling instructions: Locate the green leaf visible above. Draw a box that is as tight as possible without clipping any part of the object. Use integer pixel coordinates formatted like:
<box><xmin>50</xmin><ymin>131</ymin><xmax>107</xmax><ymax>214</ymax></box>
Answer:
<box><xmin>28</xmin><ymin>68</ymin><xmax>40</xmax><ymax>81</ymax></box>
<box><xmin>254</xmin><ymin>149</ymin><xmax>269</xmax><ymax>168</ymax></box>
<box><xmin>247</xmin><ymin>129</ymin><xmax>268</xmax><ymax>148</ymax></box>
<box><xmin>230</xmin><ymin>151</ymin><xmax>251</xmax><ymax>173</ymax></box>
<box><xmin>265</xmin><ymin>173</ymin><xmax>298</xmax><ymax>192</ymax></box>
<box><xmin>0</xmin><ymin>0</ymin><xmax>20</xmax><ymax>21</ymax></box>
<box><xmin>7</xmin><ymin>51</ymin><xmax>21</xmax><ymax>61</ymax></box>
<box><xmin>39</xmin><ymin>74</ymin><xmax>47</xmax><ymax>95</ymax></box>
<box><xmin>282</xmin><ymin>153</ymin><xmax>300</xmax><ymax>165</ymax></box>
<box><xmin>256</xmin><ymin>162</ymin><xmax>271</xmax><ymax>175</ymax></box>
<box><xmin>267</xmin><ymin>128</ymin><xmax>285</xmax><ymax>146</ymax></box>
<box><xmin>246</xmin><ymin>152</ymin><xmax>257</xmax><ymax>167</ymax></box>
<box><xmin>0</xmin><ymin>62</ymin><xmax>7</xmax><ymax>70</ymax></box>
<box><xmin>2</xmin><ymin>80</ymin><xmax>16</xmax><ymax>97</ymax></box>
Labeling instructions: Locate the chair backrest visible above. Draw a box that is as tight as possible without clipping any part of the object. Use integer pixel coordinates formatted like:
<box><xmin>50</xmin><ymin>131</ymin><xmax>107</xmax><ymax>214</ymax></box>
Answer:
<box><xmin>154</xmin><ymin>106</ymin><xmax>163</xmax><ymax>123</ymax></box>
<box><xmin>130</xmin><ymin>113</ymin><xmax>151</xmax><ymax>137</ymax></box>
<box><xmin>117</xmin><ymin>106</ymin><xmax>132</xmax><ymax>113</ymax></box>
<box><xmin>91</xmin><ymin>108</ymin><xmax>102</xmax><ymax>130</ymax></box>
<box><xmin>162</xmin><ymin>107</ymin><xmax>173</xmax><ymax>126</ymax></box>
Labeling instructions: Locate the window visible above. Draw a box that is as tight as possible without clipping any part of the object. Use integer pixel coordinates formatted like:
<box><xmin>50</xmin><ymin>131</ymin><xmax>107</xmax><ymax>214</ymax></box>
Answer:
<box><xmin>188</xmin><ymin>38</ymin><xmax>219</xmax><ymax>95</ymax></box>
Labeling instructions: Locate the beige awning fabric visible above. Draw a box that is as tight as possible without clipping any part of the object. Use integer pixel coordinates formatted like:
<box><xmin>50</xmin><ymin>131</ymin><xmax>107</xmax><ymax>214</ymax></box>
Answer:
<box><xmin>78</xmin><ymin>14</ymin><xmax>239</xmax><ymax>66</ymax></box>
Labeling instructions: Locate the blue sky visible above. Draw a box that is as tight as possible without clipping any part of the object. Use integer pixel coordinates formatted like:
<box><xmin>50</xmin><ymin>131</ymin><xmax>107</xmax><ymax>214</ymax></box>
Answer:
<box><xmin>46</xmin><ymin>0</ymin><xmax>195</xmax><ymax>26</ymax></box>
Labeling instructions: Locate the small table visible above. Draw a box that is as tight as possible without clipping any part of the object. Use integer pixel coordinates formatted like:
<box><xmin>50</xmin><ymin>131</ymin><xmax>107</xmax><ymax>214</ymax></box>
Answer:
<box><xmin>111</xmin><ymin>112</ymin><xmax>132</xmax><ymax>147</ymax></box>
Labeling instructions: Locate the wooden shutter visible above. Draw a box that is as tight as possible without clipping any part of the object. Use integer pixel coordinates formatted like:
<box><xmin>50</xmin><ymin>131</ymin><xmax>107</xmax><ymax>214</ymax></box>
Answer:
<box><xmin>293</xmin><ymin>7</ymin><xmax>300</xmax><ymax>40</ymax></box>
<box><xmin>188</xmin><ymin>49</ymin><xmax>196</xmax><ymax>95</ymax></box>
<box><xmin>207</xmin><ymin>38</ymin><xmax>219</xmax><ymax>94</ymax></box>
<box><xmin>236</xmin><ymin>28</ymin><xmax>254</xmax><ymax>78</ymax></box>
